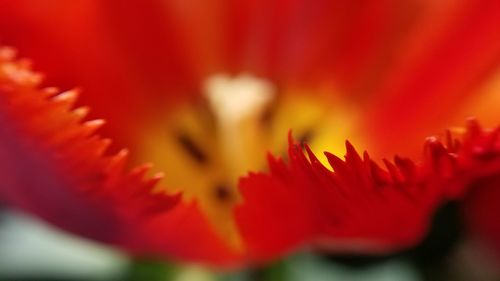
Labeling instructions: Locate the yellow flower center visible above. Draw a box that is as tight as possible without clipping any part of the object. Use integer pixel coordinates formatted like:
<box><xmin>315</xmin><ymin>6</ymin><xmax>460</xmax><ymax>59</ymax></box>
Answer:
<box><xmin>139</xmin><ymin>73</ymin><xmax>361</xmax><ymax>251</ymax></box>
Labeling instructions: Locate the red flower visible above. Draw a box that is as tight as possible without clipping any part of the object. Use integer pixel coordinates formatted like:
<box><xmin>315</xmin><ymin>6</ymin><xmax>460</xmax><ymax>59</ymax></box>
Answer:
<box><xmin>0</xmin><ymin>0</ymin><xmax>499</xmax><ymax>266</ymax></box>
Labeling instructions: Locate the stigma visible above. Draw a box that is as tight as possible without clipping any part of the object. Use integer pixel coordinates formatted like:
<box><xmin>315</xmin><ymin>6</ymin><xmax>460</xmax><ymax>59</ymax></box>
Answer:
<box><xmin>203</xmin><ymin>73</ymin><xmax>276</xmax><ymax>183</ymax></box>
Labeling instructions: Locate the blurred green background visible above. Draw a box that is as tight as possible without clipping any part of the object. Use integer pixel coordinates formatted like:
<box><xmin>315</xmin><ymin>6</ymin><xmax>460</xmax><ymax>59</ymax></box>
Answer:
<box><xmin>1</xmin><ymin>209</ymin><xmax>499</xmax><ymax>281</ymax></box>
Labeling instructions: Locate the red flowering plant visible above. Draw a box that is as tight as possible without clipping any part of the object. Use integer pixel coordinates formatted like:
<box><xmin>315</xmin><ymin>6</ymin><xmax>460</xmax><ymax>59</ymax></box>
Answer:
<box><xmin>0</xmin><ymin>0</ymin><xmax>499</xmax><ymax>272</ymax></box>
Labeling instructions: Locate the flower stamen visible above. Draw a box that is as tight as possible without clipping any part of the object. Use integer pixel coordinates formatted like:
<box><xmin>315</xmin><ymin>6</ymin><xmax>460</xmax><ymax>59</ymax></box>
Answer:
<box><xmin>203</xmin><ymin>73</ymin><xmax>276</xmax><ymax>183</ymax></box>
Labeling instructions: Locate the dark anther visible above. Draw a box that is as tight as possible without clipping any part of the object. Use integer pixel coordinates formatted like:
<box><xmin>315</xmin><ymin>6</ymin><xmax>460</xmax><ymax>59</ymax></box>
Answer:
<box><xmin>260</xmin><ymin>107</ymin><xmax>274</xmax><ymax>127</ymax></box>
<box><xmin>214</xmin><ymin>184</ymin><xmax>232</xmax><ymax>202</ymax></box>
<box><xmin>299</xmin><ymin>129</ymin><xmax>315</xmax><ymax>146</ymax></box>
<box><xmin>176</xmin><ymin>133</ymin><xmax>208</xmax><ymax>164</ymax></box>
<box><xmin>260</xmin><ymin>99</ymin><xmax>278</xmax><ymax>129</ymax></box>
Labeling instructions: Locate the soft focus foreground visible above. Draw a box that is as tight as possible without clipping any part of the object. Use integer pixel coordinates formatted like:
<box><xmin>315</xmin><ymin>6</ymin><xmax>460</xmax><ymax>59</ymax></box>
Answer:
<box><xmin>0</xmin><ymin>1</ymin><xmax>500</xmax><ymax>280</ymax></box>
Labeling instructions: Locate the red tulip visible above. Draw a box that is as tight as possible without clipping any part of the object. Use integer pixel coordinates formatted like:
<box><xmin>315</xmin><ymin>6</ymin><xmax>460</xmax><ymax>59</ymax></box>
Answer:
<box><xmin>0</xmin><ymin>0</ymin><xmax>499</xmax><ymax>266</ymax></box>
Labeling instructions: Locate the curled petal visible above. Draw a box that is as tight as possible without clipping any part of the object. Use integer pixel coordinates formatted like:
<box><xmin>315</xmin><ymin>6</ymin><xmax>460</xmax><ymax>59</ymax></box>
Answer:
<box><xmin>236</xmin><ymin>121</ymin><xmax>500</xmax><ymax>262</ymax></box>
<box><xmin>0</xmin><ymin>48</ymin><xmax>238</xmax><ymax>265</ymax></box>
<box><xmin>0</xmin><ymin>47</ymin><xmax>176</xmax><ymax>221</ymax></box>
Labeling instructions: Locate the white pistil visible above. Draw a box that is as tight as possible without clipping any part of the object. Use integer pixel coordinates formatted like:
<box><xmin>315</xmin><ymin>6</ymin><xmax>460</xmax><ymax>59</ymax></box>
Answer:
<box><xmin>204</xmin><ymin>73</ymin><xmax>276</xmax><ymax>183</ymax></box>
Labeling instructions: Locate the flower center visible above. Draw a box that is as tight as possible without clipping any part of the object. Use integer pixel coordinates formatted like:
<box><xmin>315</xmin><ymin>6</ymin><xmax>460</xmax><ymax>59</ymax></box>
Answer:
<box><xmin>139</xmin><ymin>73</ymin><xmax>360</xmax><ymax>250</ymax></box>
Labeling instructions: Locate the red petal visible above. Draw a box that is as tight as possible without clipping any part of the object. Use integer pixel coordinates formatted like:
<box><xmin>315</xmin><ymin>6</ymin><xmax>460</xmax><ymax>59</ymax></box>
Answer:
<box><xmin>364</xmin><ymin>0</ymin><xmax>500</xmax><ymax>157</ymax></box>
<box><xmin>125</xmin><ymin>202</ymin><xmax>242</xmax><ymax>266</ymax></box>
<box><xmin>0</xmin><ymin>48</ymin><xmax>238</xmax><ymax>266</ymax></box>
<box><xmin>236</xmin><ymin>121</ymin><xmax>500</xmax><ymax>262</ymax></box>
<box><xmin>0</xmin><ymin>1</ymin><xmax>192</xmax><ymax>152</ymax></box>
